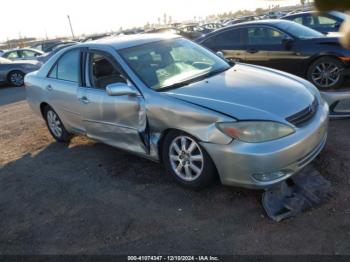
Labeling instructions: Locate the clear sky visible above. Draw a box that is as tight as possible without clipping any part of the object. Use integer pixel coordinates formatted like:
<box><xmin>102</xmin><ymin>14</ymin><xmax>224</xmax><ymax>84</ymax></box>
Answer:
<box><xmin>0</xmin><ymin>0</ymin><xmax>302</xmax><ymax>42</ymax></box>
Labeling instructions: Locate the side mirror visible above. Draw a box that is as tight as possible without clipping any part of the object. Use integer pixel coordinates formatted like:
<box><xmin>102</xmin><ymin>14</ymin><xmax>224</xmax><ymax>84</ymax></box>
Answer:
<box><xmin>106</xmin><ymin>83</ymin><xmax>138</xmax><ymax>97</ymax></box>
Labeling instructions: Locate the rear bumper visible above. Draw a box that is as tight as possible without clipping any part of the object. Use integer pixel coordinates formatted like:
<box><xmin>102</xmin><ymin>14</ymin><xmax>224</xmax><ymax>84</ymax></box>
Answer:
<box><xmin>201</xmin><ymin>101</ymin><xmax>329</xmax><ymax>189</ymax></box>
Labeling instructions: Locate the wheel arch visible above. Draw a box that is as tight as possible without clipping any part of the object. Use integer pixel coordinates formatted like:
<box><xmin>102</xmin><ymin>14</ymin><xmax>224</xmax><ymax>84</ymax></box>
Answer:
<box><xmin>305</xmin><ymin>53</ymin><xmax>345</xmax><ymax>77</ymax></box>
<box><xmin>39</xmin><ymin>102</ymin><xmax>50</xmax><ymax>119</ymax></box>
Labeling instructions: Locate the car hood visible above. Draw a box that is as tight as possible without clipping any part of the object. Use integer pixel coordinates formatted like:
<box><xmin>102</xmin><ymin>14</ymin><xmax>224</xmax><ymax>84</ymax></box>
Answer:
<box><xmin>164</xmin><ymin>64</ymin><xmax>315</xmax><ymax>121</ymax></box>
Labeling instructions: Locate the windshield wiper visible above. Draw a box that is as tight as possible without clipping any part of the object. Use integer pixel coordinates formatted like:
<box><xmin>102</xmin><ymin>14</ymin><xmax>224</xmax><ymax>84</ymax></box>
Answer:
<box><xmin>159</xmin><ymin>67</ymin><xmax>231</xmax><ymax>92</ymax></box>
<box><xmin>159</xmin><ymin>79</ymin><xmax>196</xmax><ymax>92</ymax></box>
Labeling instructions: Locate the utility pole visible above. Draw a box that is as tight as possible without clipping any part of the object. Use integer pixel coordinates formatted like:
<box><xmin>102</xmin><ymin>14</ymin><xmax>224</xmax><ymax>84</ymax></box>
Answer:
<box><xmin>67</xmin><ymin>15</ymin><xmax>75</xmax><ymax>39</ymax></box>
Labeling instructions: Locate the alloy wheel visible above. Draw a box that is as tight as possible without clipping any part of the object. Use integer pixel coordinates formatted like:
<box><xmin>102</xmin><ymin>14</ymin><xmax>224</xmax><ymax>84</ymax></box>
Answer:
<box><xmin>311</xmin><ymin>62</ymin><xmax>342</xmax><ymax>89</ymax></box>
<box><xmin>10</xmin><ymin>72</ymin><xmax>24</xmax><ymax>86</ymax></box>
<box><xmin>169</xmin><ymin>136</ymin><xmax>204</xmax><ymax>181</ymax></box>
<box><xmin>47</xmin><ymin>110</ymin><xmax>63</xmax><ymax>138</ymax></box>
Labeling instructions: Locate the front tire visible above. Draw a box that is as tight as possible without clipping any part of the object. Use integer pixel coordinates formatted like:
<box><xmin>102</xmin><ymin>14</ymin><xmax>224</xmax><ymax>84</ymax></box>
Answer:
<box><xmin>162</xmin><ymin>131</ymin><xmax>216</xmax><ymax>189</ymax></box>
<box><xmin>44</xmin><ymin>106</ymin><xmax>72</xmax><ymax>142</ymax></box>
<box><xmin>307</xmin><ymin>57</ymin><xmax>345</xmax><ymax>90</ymax></box>
<box><xmin>8</xmin><ymin>71</ymin><xmax>25</xmax><ymax>87</ymax></box>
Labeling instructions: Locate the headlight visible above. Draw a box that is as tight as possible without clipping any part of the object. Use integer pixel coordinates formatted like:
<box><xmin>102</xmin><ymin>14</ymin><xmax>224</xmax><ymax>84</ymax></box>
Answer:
<box><xmin>216</xmin><ymin>121</ymin><xmax>295</xmax><ymax>143</ymax></box>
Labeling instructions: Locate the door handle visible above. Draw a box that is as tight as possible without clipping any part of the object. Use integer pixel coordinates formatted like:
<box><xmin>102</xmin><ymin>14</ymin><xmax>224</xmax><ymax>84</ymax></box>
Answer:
<box><xmin>246</xmin><ymin>49</ymin><xmax>259</xmax><ymax>54</ymax></box>
<box><xmin>79</xmin><ymin>96</ymin><xmax>91</xmax><ymax>104</ymax></box>
<box><xmin>46</xmin><ymin>85</ymin><xmax>53</xmax><ymax>91</ymax></box>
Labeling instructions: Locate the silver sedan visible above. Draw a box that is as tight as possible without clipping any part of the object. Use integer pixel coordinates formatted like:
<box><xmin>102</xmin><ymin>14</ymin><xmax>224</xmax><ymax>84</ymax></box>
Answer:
<box><xmin>0</xmin><ymin>57</ymin><xmax>41</xmax><ymax>86</ymax></box>
<box><xmin>25</xmin><ymin>34</ymin><xmax>329</xmax><ymax>189</ymax></box>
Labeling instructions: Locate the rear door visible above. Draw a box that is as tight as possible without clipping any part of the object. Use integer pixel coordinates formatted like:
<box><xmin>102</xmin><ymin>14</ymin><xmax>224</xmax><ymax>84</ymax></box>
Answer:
<box><xmin>201</xmin><ymin>28</ymin><xmax>245</xmax><ymax>62</ymax></box>
<box><xmin>45</xmin><ymin>48</ymin><xmax>85</xmax><ymax>133</ymax></box>
<box><xmin>78</xmin><ymin>49</ymin><xmax>147</xmax><ymax>154</ymax></box>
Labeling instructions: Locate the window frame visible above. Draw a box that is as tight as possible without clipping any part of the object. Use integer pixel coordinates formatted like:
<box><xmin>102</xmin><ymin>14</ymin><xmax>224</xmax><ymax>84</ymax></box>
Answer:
<box><xmin>47</xmin><ymin>47</ymin><xmax>83</xmax><ymax>85</ymax></box>
<box><xmin>86</xmin><ymin>49</ymin><xmax>130</xmax><ymax>90</ymax></box>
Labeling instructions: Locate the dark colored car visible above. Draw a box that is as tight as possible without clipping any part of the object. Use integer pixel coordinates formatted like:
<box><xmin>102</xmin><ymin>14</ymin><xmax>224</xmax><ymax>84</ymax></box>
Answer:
<box><xmin>282</xmin><ymin>11</ymin><xmax>348</xmax><ymax>35</ymax></box>
<box><xmin>31</xmin><ymin>40</ymin><xmax>66</xmax><ymax>53</ymax></box>
<box><xmin>224</xmin><ymin>16</ymin><xmax>257</xmax><ymax>26</ymax></box>
<box><xmin>37</xmin><ymin>42</ymin><xmax>78</xmax><ymax>64</ymax></box>
<box><xmin>197</xmin><ymin>20</ymin><xmax>350</xmax><ymax>89</ymax></box>
<box><xmin>180</xmin><ymin>25</ymin><xmax>206</xmax><ymax>39</ymax></box>
<box><xmin>200</xmin><ymin>23</ymin><xmax>223</xmax><ymax>34</ymax></box>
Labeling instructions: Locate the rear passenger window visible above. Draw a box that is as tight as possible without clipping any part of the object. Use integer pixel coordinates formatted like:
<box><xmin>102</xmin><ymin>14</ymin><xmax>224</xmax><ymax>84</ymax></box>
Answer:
<box><xmin>203</xmin><ymin>29</ymin><xmax>242</xmax><ymax>49</ymax></box>
<box><xmin>292</xmin><ymin>17</ymin><xmax>303</xmax><ymax>24</ymax></box>
<box><xmin>48</xmin><ymin>49</ymin><xmax>80</xmax><ymax>82</ymax></box>
<box><xmin>5</xmin><ymin>51</ymin><xmax>19</xmax><ymax>59</ymax></box>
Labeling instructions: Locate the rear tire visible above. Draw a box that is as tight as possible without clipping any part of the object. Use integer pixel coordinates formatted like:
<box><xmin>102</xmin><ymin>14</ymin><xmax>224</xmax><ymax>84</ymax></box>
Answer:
<box><xmin>44</xmin><ymin>106</ymin><xmax>72</xmax><ymax>142</ymax></box>
<box><xmin>8</xmin><ymin>71</ymin><xmax>25</xmax><ymax>87</ymax></box>
<box><xmin>162</xmin><ymin>131</ymin><xmax>217</xmax><ymax>189</ymax></box>
<box><xmin>307</xmin><ymin>57</ymin><xmax>345</xmax><ymax>90</ymax></box>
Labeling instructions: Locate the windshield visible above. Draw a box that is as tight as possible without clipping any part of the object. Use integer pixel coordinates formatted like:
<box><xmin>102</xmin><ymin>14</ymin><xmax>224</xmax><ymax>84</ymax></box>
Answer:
<box><xmin>119</xmin><ymin>38</ymin><xmax>230</xmax><ymax>90</ymax></box>
<box><xmin>0</xmin><ymin>57</ymin><xmax>11</xmax><ymax>64</ymax></box>
<box><xmin>277</xmin><ymin>21</ymin><xmax>324</xmax><ymax>39</ymax></box>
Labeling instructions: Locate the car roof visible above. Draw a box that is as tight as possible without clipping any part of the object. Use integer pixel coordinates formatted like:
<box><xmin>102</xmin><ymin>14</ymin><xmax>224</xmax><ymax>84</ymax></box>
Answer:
<box><xmin>87</xmin><ymin>33</ymin><xmax>180</xmax><ymax>50</ymax></box>
<box><xmin>197</xmin><ymin>20</ymin><xmax>296</xmax><ymax>41</ymax></box>
<box><xmin>282</xmin><ymin>11</ymin><xmax>317</xmax><ymax>18</ymax></box>
<box><xmin>3</xmin><ymin>48</ymin><xmax>41</xmax><ymax>53</ymax></box>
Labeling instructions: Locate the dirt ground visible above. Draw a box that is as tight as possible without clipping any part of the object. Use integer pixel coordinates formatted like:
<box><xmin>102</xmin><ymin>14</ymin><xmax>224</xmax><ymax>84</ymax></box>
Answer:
<box><xmin>0</xmin><ymin>86</ymin><xmax>350</xmax><ymax>255</ymax></box>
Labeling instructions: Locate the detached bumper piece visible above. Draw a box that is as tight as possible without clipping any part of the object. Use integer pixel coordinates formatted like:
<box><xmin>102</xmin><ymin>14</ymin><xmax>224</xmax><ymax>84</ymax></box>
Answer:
<box><xmin>262</xmin><ymin>166</ymin><xmax>333</xmax><ymax>222</ymax></box>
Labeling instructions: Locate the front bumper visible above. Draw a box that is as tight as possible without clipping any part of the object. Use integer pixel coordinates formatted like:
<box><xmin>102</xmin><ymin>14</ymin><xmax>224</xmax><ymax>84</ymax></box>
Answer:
<box><xmin>200</xmin><ymin>101</ymin><xmax>329</xmax><ymax>189</ymax></box>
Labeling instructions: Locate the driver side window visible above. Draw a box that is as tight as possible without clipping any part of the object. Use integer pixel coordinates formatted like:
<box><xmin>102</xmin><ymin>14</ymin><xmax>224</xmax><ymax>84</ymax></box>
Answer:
<box><xmin>247</xmin><ymin>27</ymin><xmax>284</xmax><ymax>45</ymax></box>
<box><xmin>89</xmin><ymin>53</ymin><xmax>126</xmax><ymax>89</ymax></box>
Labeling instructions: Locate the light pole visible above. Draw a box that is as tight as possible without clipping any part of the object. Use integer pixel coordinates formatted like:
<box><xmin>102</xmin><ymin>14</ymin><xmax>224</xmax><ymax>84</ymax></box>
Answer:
<box><xmin>67</xmin><ymin>15</ymin><xmax>75</xmax><ymax>39</ymax></box>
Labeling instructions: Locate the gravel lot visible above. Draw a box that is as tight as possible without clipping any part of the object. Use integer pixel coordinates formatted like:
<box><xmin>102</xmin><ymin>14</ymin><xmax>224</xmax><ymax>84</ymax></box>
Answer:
<box><xmin>0</xmin><ymin>85</ymin><xmax>350</xmax><ymax>255</ymax></box>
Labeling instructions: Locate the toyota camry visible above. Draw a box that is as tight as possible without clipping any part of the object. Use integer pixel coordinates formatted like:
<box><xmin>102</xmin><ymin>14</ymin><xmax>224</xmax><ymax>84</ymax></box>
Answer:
<box><xmin>25</xmin><ymin>34</ymin><xmax>329</xmax><ymax>189</ymax></box>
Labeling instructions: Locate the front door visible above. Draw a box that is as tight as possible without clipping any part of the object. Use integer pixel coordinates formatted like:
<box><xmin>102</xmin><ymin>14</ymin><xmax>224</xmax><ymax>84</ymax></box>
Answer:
<box><xmin>243</xmin><ymin>26</ymin><xmax>299</xmax><ymax>74</ymax></box>
<box><xmin>78</xmin><ymin>50</ymin><xmax>147</xmax><ymax>154</ymax></box>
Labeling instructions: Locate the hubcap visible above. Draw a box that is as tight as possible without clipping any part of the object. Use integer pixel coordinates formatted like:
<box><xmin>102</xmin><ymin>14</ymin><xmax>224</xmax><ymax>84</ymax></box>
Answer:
<box><xmin>169</xmin><ymin>136</ymin><xmax>204</xmax><ymax>182</ymax></box>
<box><xmin>10</xmin><ymin>73</ymin><xmax>24</xmax><ymax>86</ymax></box>
<box><xmin>47</xmin><ymin>110</ymin><xmax>62</xmax><ymax>138</ymax></box>
<box><xmin>311</xmin><ymin>62</ymin><xmax>342</xmax><ymax>88</ymax></box>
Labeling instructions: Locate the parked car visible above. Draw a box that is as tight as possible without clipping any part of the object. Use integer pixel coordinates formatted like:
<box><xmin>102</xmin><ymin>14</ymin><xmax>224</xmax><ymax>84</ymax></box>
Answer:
<box><xmin>200</xmin><ymin>23</ymin><xmax>223</xmax><ymax>34</ymax></box>
<box><xmin>25</xmin><ymin>34</ymin><xmax>328</xmax><ymax>189</ymax></box>
<box><xmin>37</xmin><ymin>42</ymin><xmax>78</xmax><ymax>64</ymax></box>
<box><xmin>31</xmin><ymin>40</ymin><xmax>66</xmax><ymax>53</ymax></box>
<box><xmin>1</xmin><ymin>48</ymin><xmax>44</xmax><ymax>61</ymax></box>
<box><xmin>282</xmin><ymin>11</ymin><xmax>348</xmax><ymax>35</ymax></box>
<box><xmin>224</xmin><ymin>16</ymin><xmax>256</xmax><ymax>26</ymax></box>
<box><xmin>197</xmin><ymin>20</ymin><xmax>350</xmax><ymax>89</ymax></box>
<box><xmin>180</xmin><ymin>25</ymin><xmax>206</xmax><ymax>39</ymax></box>
<box><xmin>81</xmin><ymin>34</ymin><xmax>112</xmax><ymax>42</ymax></box>
<box><xmin>0</xmin><ymin>57</ymin><xmax>40</xmax><ymax>86</ymax></box>
<box><xmin>146</xmin><ymin>27</ymin><xmax>184</xmax><ymax>35</ymax></box>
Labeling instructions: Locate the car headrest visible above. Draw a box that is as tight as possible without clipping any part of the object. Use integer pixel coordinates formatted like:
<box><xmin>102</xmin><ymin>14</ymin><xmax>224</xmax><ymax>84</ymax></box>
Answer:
<box><xmin>93</xmin><ymin>58</ymin><xmax>114</xmax><ymax>77</ymax></box>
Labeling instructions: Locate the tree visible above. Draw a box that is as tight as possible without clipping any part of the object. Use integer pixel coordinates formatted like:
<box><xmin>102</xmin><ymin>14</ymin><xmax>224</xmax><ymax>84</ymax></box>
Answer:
<box><xmin>255</xmin><ymin>8</ymin><xmax>264</xmax><ymax>16</ymax></box>
<box><xmin>300</xmin><ymin>0</ymin><xmax>305</xmax><ymax>7</ymax></box>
